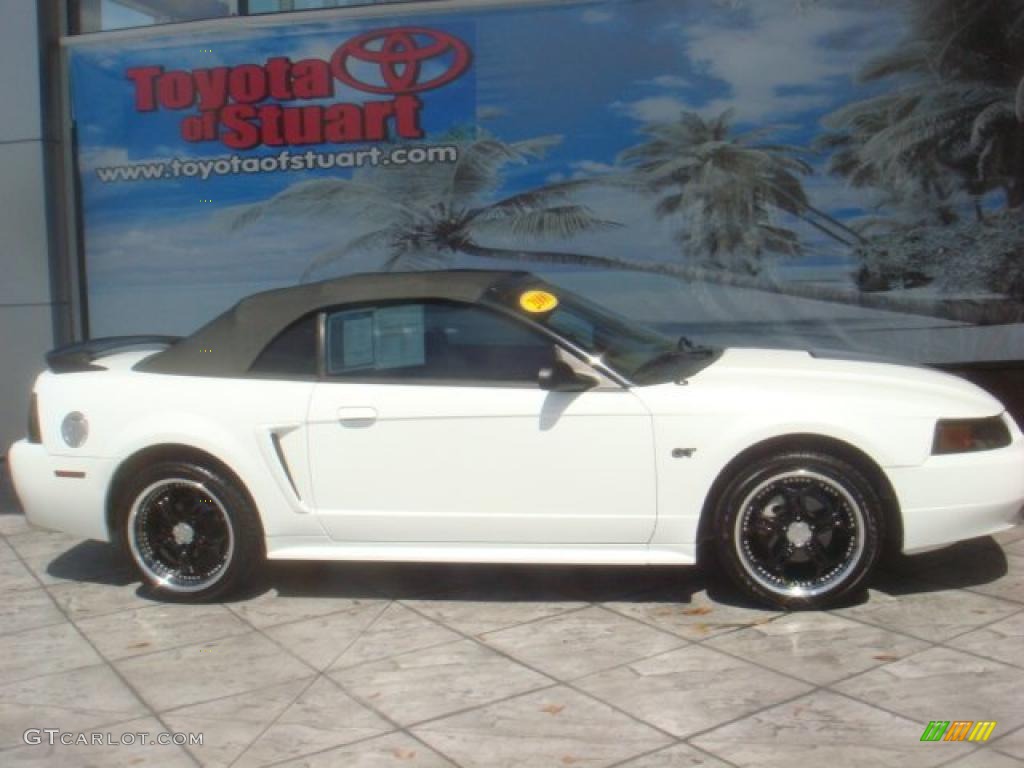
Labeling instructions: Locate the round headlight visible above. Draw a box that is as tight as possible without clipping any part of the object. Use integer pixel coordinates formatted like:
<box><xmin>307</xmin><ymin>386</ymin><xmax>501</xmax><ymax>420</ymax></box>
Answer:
<box><xmin>61</xmin><ymin>412</ymin><xmax>89</xmax><ymax>448</ymax></box>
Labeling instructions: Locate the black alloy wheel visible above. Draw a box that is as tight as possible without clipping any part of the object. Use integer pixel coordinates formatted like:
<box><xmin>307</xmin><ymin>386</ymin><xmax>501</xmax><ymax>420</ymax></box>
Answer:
<box><xmin>713</xmin><ymin>451</ymin><xmax>883</xmax><ymax>609</ymax></box>
<box><xmin>120</xmin><ymin>460</ymin><xmax>262</xmax><ymax>600</ymax></box>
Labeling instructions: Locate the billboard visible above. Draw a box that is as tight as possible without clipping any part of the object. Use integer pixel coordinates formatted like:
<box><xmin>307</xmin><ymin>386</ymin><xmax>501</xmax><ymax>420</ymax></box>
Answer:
<box><xmin>67</xmin><ymin>0</ymin><xmax>1024</xmax><ymax>364</ymax></box>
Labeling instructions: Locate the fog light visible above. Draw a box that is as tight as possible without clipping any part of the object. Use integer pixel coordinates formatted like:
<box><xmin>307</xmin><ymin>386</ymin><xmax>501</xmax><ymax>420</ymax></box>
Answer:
<box><xmin>60</xmin><ymin>412</ymin><xmax>89</xmax><ymax>448</ymax></box>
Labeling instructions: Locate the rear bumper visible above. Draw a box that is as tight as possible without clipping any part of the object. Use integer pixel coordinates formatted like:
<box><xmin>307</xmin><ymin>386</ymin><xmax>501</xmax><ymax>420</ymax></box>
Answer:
<box><xmin>7</xmin><ymin>440</ymin><xmax>114</xmax><ymax>542</ymax></box>
<box><xmin>889</xmin><ymin>440</ymin><xmax>1024</xmax><ymax>553</ymax></box>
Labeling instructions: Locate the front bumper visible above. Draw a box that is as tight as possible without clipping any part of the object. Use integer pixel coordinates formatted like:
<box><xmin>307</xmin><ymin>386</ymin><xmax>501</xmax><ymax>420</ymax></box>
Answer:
<box><xmin>889</xmin><ymin>438</ymin><xmax>1024</xmax><ymax>553</ymax></box>
<box><xmin>8</xmin><ymin>440</ymin><xmax>115</xmax><ymax>542</ymax></box>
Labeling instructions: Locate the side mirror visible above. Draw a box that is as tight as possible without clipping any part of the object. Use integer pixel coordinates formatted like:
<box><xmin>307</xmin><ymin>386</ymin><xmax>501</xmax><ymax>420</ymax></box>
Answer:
<box><xmin>538</xmin><ymin>360</ymin><xmax>599</xmax><ymax>392</ymax></box>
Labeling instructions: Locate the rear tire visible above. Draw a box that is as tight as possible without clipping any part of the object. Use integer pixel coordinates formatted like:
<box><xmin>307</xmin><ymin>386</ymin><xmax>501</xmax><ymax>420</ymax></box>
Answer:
<box><xmin>712</xmin><ymin>451</ymin><xmax>883</xmax><ymax>610</ymax></box>
<box><xmin>118</xmin><ymin>460</ymin><xmax>262</xmax><ymax>601</ymax></box>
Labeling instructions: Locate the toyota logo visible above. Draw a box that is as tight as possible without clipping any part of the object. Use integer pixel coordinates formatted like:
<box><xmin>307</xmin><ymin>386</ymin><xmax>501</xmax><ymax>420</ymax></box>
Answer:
<box><xmin>330</xmin><ymin>27</ymin><xmax>472</xmax><ymax>95</ymax></box>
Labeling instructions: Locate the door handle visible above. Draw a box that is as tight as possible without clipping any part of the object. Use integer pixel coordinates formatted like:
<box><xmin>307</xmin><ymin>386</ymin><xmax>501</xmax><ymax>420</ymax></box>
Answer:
<box><xmin>337</xmin><ymin>406</ymin><xmax>378</xmax><ymax>425</ymax></box>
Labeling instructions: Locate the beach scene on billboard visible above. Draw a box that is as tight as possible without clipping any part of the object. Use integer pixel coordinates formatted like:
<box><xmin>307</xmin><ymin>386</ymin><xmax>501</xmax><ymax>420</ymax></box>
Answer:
<box><xmin>68</xmin><ymin>0</ymin><xmax>1024</xmax><ymax>363</ymax></box>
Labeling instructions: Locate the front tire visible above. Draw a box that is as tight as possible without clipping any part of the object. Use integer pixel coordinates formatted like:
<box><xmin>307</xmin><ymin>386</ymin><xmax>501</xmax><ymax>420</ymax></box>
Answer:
<box><xmin>713</xmin><ymin>451</ymin><xmax>883</xmax><ymax>609</ymax></box>
<box><xmin>119</xmin><ymin>460</ymin><xmax>262</xmax><ymax>601</ymax></box>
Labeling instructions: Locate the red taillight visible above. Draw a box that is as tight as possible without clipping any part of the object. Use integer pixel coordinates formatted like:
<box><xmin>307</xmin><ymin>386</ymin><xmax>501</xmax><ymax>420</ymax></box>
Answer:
<box><xmin>28</xmin><ymin>394</ymin><xmax>41</xmax><ymax>444</ymax></box>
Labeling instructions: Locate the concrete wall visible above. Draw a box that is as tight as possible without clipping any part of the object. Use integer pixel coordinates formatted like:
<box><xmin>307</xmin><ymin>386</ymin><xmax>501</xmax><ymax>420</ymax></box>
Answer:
<box><xmin>0</xmin><ymin>1</ymin><xmax>67</xmax><ymax>456</ymax></box>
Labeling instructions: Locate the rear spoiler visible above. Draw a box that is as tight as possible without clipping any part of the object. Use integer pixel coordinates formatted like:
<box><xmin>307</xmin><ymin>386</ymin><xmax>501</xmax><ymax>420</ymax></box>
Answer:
<box><xmin>46</xmin><ymin>336</ymin><xmax>182</xmax><ymax>373</ymax></box>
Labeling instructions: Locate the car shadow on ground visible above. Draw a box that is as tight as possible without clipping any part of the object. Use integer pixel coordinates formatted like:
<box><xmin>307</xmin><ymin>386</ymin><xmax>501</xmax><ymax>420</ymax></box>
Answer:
<box><xmin>41</xmin><ymin>533</ymin><xmax>1010</xmax><ymax>610</ymax></box>
<box><xmin>874</xmin><ymin>535</ymin><xmax>1010</xmax><ymax>591</ymax></box>
<box><xmin>46</xmin><ymin>540</ymin><xmax>137</xmax><ymax>587</ymax></box>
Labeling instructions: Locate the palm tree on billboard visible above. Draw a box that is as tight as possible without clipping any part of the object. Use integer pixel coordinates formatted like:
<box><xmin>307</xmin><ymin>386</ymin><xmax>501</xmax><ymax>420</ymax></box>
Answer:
<box><xmin>228</xmin><ymin>122</ymin><xmax>1012</xmax><ymax>323</ymax></box>
<box><xmin>230</xmin><ymin>130</ymin><xmax>630</xmax><ymax>280</ymax></box>
<box><xmin>619</xmin><ymin>109</ymin><xmax>865</xmax><ymax>275</ymax></box>
<box><xmin>819</xmin><ymin>0</ymin><xmax>1024</xmax><ymax>298</ymax></box>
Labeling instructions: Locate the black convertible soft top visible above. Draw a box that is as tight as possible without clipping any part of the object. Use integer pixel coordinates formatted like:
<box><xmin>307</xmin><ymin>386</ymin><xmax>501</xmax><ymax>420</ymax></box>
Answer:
<box><xmin>136</xmin><ymin>270</ymin><xmax>535</xmax><ymax>377</ymax></box>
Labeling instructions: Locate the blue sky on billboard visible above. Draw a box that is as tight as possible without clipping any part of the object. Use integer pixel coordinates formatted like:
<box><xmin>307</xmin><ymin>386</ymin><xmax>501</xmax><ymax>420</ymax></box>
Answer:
<box><xmin>69</xmin><ymin>0</ymin><xmax>915</xmax><ymax>336</ymax></box>
<box><xmin>72</xmin><ymin>21</ymin><xmax>477</xmax><ymax>217</ymax></box>
<box><xmin>72</xmin><ymin>0</ymin><xmax>902</xmax><ymax>217</ymax></box>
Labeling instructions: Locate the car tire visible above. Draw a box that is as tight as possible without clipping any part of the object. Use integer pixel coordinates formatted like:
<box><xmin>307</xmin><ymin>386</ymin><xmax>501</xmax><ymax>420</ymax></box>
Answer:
<box><xmin>118</xmin><ymin>459</ymin><xmax>262</xmax><ymax>601</ymax></box>
<box><xmin>712</xmin><ymin>450</ymin><xmax>883</xmax><ymax>610</ymax></box>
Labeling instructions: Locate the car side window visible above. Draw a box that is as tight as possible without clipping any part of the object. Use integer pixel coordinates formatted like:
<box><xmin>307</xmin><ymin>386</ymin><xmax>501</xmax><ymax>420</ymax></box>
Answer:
<box><xmin>324</xmin><ymin>301</ymin><xmax>556</xmax><ymax>386</ymax></box>
<box><xmin>250</xmin><ymin>313</ymin><xmax>319</xmax><ymax>377</ymax></box>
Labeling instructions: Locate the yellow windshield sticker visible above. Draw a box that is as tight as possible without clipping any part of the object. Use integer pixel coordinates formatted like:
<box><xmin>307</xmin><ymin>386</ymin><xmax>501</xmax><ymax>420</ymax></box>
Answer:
<box><xmin>519</xmin><ymin>290</ymin><xmax>559</xmax><ymax>313</ymax></box>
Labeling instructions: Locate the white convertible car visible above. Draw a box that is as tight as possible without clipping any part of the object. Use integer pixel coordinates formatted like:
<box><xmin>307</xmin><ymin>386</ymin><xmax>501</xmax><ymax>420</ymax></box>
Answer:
<box><xmin>9</xmin><ymin>270</ymin><xmax>1024</xmax><ymax>607</ymax></box>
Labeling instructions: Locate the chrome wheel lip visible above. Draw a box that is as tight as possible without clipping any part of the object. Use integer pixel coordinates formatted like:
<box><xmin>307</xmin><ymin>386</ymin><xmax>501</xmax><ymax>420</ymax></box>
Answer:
<box><xmin>127</xmin><ymin>478</ymin><xmax>235</xmax><ymax>594</ymax></box>
<box><xmin>733</xmin><ymin>468</ymin><xmax>866</xmax><ymax>599</ymax></box>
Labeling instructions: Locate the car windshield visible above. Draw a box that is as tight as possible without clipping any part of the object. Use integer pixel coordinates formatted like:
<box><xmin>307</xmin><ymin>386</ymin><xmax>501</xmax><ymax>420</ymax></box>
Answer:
<box><xmin>489</xmin><ymin>280</ymin><xmax>716</xmax><ymax>384</ymax></box>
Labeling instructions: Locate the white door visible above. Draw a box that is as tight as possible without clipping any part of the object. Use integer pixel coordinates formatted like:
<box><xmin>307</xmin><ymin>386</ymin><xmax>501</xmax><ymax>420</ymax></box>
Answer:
<box><xmin>305</xmin><ymin>300</ymin><xmax>657</xmax><ymax>544</ymax></box>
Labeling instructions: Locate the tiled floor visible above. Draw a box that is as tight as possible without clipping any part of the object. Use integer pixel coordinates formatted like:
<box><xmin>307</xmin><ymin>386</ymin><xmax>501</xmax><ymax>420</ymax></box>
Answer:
<box><xmin>1</xmin><ymin>463</ymin><xmax>1022</xmax><ymax>767</ymax></box>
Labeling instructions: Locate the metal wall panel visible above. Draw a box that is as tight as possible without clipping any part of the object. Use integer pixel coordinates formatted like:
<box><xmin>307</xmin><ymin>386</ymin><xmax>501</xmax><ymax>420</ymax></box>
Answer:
<box><xmin>0</xmin><ymin>0</ymin><xmax>42</xmax><ymax>142</ymax></box>
<box><xmin>0</xmin><ymin>2</ymin><xmax>55</xmax><ymax>455</ymax></box>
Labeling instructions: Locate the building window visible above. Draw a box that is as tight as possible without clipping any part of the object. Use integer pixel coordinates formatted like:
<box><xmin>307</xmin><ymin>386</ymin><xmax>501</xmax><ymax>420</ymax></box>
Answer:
<box><xmin>247</xmin><ymin>0</ymin><xmax>411</xmax><ymax>13</ymax></box>
<box><xmin>70</xmin><ymin>0</ymin><xmax>438</xmax><ymax>34</ymax></box>
<box><xmin>71</xmin><ymin>0</ymin><xmax>236</xmax><ymax>33</ymax></box>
